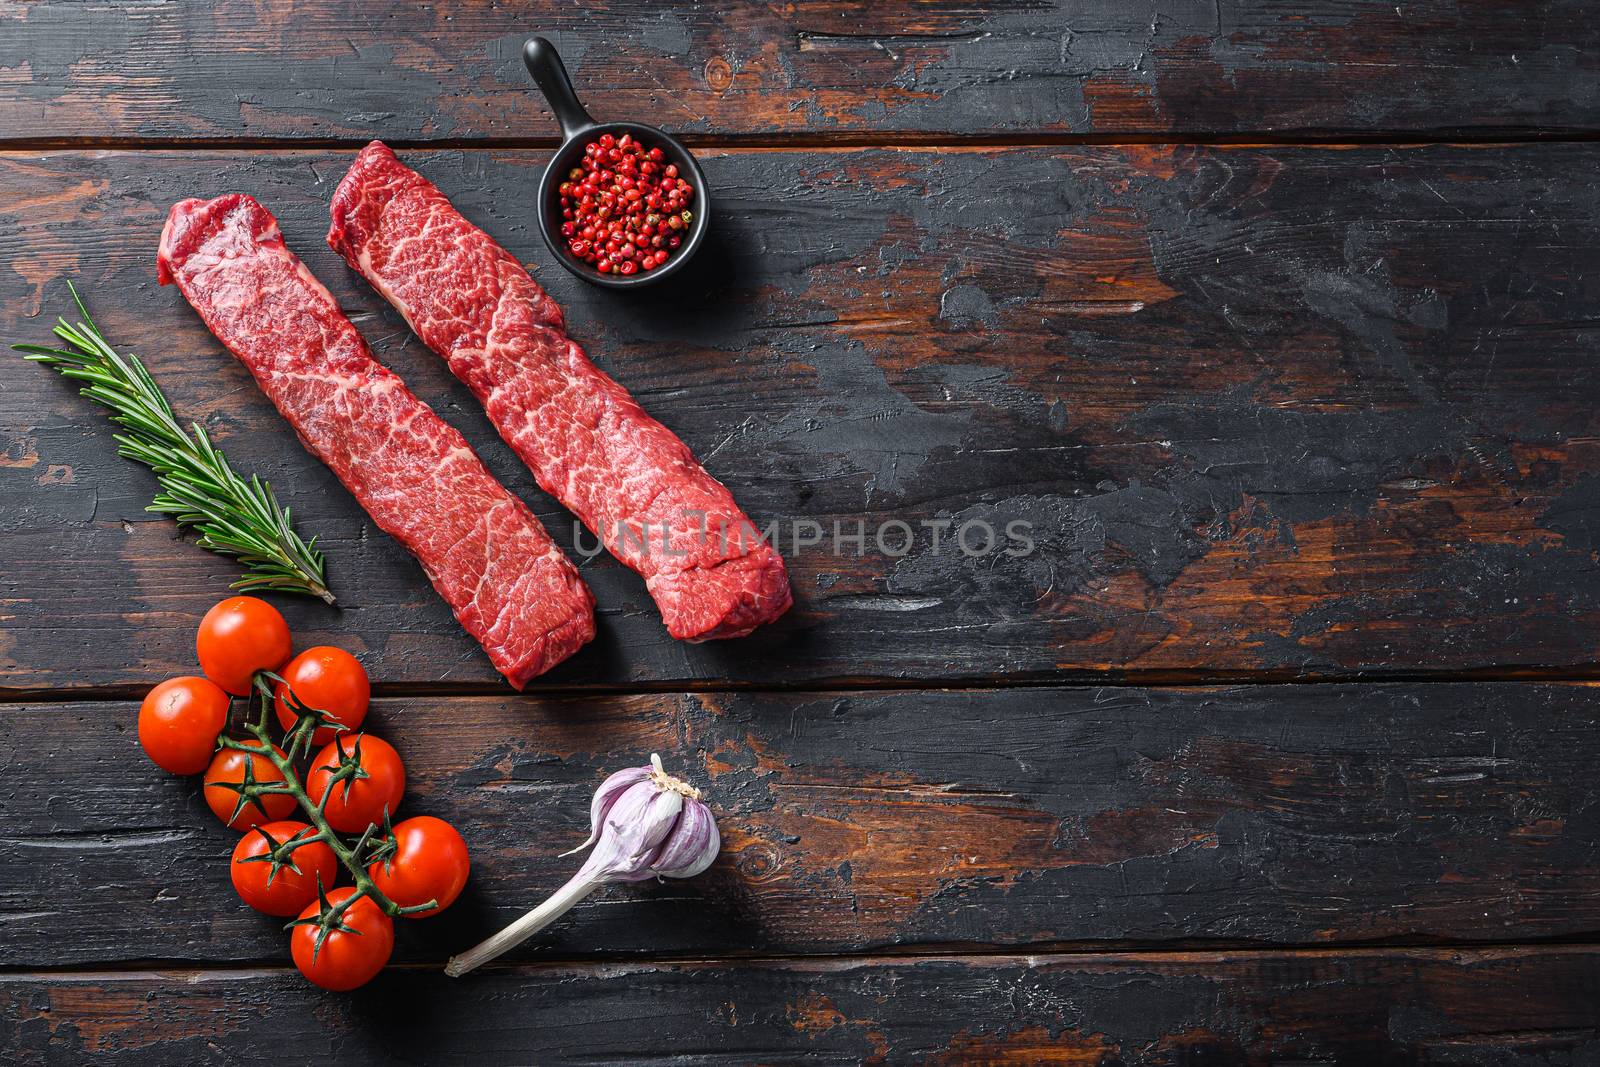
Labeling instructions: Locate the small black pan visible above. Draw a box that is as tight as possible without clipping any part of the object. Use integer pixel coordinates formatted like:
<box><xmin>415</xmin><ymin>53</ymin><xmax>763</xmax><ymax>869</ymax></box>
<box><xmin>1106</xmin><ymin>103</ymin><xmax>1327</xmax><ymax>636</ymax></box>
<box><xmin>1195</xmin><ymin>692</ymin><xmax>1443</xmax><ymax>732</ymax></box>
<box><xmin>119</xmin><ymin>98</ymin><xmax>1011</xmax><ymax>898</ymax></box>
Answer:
<box><xmin>523</xmin><ymin>36</ymin><xmax>710</xmax><ymax>290</ymax></box>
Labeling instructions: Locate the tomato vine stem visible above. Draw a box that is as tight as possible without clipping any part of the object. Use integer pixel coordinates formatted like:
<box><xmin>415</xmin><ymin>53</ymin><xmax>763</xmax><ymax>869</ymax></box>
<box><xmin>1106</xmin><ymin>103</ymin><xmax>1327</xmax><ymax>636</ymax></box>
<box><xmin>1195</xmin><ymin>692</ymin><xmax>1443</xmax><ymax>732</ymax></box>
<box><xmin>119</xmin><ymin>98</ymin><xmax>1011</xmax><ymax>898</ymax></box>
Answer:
<box><xmin>215</xmin><ymin>673</ymin><xmax>436</xmax><ymax>952</ymax></box>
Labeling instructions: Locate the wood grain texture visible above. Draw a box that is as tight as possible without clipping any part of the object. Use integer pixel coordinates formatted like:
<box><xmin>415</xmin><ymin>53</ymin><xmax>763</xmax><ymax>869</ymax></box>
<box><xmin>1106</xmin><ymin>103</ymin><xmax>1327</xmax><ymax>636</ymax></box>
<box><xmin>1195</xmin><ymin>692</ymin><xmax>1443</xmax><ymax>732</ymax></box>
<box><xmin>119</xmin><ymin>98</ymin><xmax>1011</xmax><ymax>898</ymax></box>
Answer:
<box><xmin>2</xmin><ymin>5</ymin><xmax>1596</xmax><ymax>1056</ymax></box>
<box><xmin>5</xmin><ymin>947</ymin><xmax>1600</xmax><ymax>1065</ymax></box>
<box><xmin>3</xmin><ymin>144</ymin><xmax>1600</xmax><ymax>688</ymax></box>
<box><xmin>4</xmin><ymin>683</ymin><xmax>1600</xmax><ymax>969</ymax></box>
<box><xmin>3</xmin><ymin>1</ymin><xmax>1597</xmax><ymax>143</ymax></box>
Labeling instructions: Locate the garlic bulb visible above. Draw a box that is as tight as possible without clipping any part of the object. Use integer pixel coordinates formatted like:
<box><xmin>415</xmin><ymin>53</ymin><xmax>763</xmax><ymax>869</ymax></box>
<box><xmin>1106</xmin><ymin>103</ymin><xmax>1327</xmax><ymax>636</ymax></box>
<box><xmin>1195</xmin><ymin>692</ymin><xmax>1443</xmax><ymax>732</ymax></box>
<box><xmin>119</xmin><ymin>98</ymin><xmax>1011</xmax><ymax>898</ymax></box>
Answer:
<box><xmin>445</xmin><ymin>754</ymin><xmax>720</xmax><ymax>977</ymax></box>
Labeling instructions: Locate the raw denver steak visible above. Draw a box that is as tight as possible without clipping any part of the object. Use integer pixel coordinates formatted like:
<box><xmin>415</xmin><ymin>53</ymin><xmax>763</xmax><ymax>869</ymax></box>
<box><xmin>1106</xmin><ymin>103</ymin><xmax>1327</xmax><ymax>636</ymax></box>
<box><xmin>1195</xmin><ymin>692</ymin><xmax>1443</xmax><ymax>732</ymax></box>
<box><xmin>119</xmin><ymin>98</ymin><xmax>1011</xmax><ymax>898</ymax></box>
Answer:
<box><xmin>328</xmin><ymin>142</ymin><xmax>791</xmax><ymax>641</ymax></box>
<box><xmin>158</xmin><ymin>193</ymin><xmax>595</xmax><ymax>687</ymax></box>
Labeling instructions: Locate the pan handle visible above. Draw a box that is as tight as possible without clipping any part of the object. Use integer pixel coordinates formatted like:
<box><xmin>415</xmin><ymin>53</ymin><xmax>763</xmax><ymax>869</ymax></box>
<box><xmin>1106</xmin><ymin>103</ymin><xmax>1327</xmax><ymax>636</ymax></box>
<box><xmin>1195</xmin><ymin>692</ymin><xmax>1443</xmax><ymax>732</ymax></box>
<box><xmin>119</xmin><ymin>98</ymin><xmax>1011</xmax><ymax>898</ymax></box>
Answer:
<box><xmin>523</xmin><ymin>37</ymin><xmax>598</xmax><ymax>142</ymax></box>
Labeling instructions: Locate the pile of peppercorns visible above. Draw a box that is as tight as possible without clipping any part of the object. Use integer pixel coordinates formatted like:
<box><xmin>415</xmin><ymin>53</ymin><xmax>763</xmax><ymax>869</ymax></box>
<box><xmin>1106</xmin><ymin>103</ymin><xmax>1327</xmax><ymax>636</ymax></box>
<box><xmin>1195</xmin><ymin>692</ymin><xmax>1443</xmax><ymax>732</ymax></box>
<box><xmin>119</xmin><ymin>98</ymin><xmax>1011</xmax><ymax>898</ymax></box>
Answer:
<box><xmin>556</xmin><ymin>132</ymin><xmax>695</xmax><ymax>276</ymax></box>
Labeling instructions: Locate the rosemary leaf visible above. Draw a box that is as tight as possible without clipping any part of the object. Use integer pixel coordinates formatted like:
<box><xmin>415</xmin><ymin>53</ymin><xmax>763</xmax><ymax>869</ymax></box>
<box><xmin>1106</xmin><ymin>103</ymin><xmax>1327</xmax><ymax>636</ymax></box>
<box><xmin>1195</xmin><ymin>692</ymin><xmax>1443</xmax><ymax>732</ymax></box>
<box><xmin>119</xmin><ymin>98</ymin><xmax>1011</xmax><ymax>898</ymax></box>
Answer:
<box><xmin>14</xmin><ymin>282</ymin><xmax>335</xmax><ymax>604</ymax></box>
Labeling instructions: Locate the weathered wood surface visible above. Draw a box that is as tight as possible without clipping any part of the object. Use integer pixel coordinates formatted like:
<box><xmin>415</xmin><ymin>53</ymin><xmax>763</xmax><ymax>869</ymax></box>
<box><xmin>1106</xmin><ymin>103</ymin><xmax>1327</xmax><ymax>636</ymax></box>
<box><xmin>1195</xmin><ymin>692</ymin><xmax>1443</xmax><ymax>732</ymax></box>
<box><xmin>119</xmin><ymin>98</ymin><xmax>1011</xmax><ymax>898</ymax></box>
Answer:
<box><xmin>4</xmin><ymin>1</ymin><xmax>1598</xmax><ymax>144</ymax></box>
<box><xmin>4</xmin><ymin>3</ymin><xmax>1599</xmax><ymax>1063</ymax></box>
<box><xmin>6</xmin><ymin>947</ymin><xmax>1600</xmax><ymax>1065</ymax></box>
<box><xmin>4</xmin><ymin>683</ymin><xmax>1600</xmax><ymax>969</ymax></box>
<box><xmin>3</xmin><ymin>144</ymin><xmax>1600</xmax><ymax>689</ymax></box>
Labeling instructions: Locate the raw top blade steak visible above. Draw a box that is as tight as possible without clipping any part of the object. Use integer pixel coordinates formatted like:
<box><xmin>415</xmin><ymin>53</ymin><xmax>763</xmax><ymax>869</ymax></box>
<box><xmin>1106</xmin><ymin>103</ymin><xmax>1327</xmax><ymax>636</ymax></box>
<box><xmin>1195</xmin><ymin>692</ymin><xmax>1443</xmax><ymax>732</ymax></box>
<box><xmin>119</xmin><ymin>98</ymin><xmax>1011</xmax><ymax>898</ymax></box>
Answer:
<box><xmin>327</xmin><ymin>142</ymin><xmax>792</xmax><ymax>642</ymax></box>
<box><xmin>158</xmin><ymin>193</ymin><xmax>595</xmax><ymax>687</ymax></box>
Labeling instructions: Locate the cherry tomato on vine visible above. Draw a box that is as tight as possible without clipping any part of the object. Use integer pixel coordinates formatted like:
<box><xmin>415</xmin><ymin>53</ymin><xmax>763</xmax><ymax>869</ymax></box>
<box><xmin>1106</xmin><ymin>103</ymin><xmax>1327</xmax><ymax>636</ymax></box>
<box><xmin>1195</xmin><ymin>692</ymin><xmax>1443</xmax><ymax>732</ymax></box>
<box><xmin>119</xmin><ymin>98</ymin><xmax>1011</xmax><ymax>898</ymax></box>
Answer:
<box><xmin>273</xmin><ymin>646</ymin><xmax>370</xmax><ymax>746</ymax></box>
<box><xmin>290</xmin><ymin>886</ymin><xmax>394</xmax><ymax>991</ymax></box>
<box><xmin>138</xmin><ymin>676</ymin><xmax>230</xmax><ymax>775</ymax></box>
<box><xmin>203</xmin><ymin>746</ymin><xmax>296</xmax><ymax>831</ymax></box>
<box><xmin>230</xmin><ymin>820</ymin><xmax>339</xmax><ymax>917</ymax></box>
<box><xmin>197</xmin><ymin>596</ymin><xmax>292</xmax><ymax>696</ymax></box>
<box><xmin>368</xmin><ymin>816</ymin><xmax>470</xmax><ymax>917</ymax></box>
<box><xmin>306</xmin><ymin>734</ymin><xmax>406</xmax><ymax>834</ymax></box>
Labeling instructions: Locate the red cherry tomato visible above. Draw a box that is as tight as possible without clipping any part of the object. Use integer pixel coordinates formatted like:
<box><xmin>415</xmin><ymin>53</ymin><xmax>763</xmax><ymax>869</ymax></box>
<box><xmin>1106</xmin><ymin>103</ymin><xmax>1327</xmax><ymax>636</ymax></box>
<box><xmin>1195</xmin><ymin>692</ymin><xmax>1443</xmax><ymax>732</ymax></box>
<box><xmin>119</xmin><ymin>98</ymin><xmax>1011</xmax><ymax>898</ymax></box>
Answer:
<box><xmin>197</xmin><ymin>596</ymin><xmax>292</xmax><ymax>696</ymax></box>
<box><xmin>368</xmin><ymin>816</ymin><xmax>470</xmax><ymax>917</ymax></box>
<box><xmin>274</xmin><ymin>646</ymin><xmax>370</xmax><ymax>746</ymax></box>
<box><xmin>306</xmin><ymin>734</ymin><xmax>405</xmax><ymax>834</ymax></box>
<box><xmin>203</xmin><ymin>746</ymin><xmax>296</xmax><ymax>831</ymax></box>
<box><xmin>230</xmin><ymin>820</ymin><xmax>339</xmax><ymax>917</ymax></box>
<box><xmin>138</xmin><ymin>676</ymin><xmax>230</xmax><ymax>775</ymax></box>
<box><xmin>290</xmin><ymin>886</ymin><xmax>394</xmax><ymax>991</ymax></box>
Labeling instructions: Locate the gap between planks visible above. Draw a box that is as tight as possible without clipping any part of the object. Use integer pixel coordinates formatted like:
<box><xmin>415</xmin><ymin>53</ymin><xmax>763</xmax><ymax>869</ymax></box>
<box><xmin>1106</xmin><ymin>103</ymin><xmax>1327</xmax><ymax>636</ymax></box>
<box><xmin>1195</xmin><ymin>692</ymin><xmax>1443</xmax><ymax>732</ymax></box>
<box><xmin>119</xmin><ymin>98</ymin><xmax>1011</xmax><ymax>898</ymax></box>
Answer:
<box><xmin>5</xmin><ymin>664</ymin><xmax>1600</xmax><ymax>706</ymax></box>
<box><xmin>4</xmin><ymin>129</ymin><xmax>1600</xmax><ymax>154</ymax></box>
<box><xmin>6</xmin><ymin>939</ymin><xmax>1600</xmax><ymax>982</ymax></box>
<box><xmin>6</xmin><ymin>127</ymin><xmax>1597</xmax><ymax>703</ymax></box>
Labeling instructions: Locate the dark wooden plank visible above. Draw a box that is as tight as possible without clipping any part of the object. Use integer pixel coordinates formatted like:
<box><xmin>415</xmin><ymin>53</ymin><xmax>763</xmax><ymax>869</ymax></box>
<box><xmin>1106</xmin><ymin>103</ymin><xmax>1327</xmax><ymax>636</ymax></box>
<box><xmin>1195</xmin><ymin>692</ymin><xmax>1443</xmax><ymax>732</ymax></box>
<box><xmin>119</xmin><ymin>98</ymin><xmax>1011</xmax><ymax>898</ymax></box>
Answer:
<box><xmin>3</xmin><ymin>144</ymin><xmax>1600</xmax><ymax>688</ymax></box>
<box><xmin>5</xmin><ymin>947</ymin><xmax>1600</xmax><ymax>1064</ymax></box>
<box><xmin>4</xmin><ymin>1</ymin><xmax>1597</xmax><ymax>144</ymax></box>
<box><xmin>4</xmin><ymin>683</ymin><xmax>1600</xmax><ymax>968</ymax></box>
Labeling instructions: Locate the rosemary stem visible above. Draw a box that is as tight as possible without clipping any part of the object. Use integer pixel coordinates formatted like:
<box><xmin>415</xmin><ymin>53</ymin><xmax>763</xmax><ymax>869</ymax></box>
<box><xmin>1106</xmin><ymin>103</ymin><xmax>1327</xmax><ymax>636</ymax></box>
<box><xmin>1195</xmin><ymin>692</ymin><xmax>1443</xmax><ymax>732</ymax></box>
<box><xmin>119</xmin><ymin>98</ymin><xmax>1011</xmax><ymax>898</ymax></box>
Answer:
<box><xmin>13</xmin><ymin>281</ymin><xmax>333</xmax><ymax>601</ymax></box>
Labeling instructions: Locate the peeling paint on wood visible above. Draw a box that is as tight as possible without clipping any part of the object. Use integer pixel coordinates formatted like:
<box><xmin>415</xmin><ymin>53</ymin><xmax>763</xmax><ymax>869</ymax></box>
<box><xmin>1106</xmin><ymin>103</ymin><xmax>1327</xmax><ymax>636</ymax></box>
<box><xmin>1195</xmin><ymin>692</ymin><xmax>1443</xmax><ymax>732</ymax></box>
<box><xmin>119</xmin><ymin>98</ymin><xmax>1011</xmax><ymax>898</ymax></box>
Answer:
<box><xmin>2</xmin><ymin>5</ymin><xmax>1597</xmax><ymax>1058</ymax></box>
<box><xmin>2</xmin><ymin>1</ymin><xmax>1597</xmax><ymax>142</ymax></box>
<box><xmin>4</xmin><ymin>948</ymin><xmax>1600</xmax><ymax>1064</ymax></box>
<box><xmin>4</xmin><ymin>684</ymin><xmax>1600</xmax><ymax>968</ymax></box>
<box><xmin>3</xmin><ymin>145</ymin><xmax>1600</xmax><ymax>687</ymax></box>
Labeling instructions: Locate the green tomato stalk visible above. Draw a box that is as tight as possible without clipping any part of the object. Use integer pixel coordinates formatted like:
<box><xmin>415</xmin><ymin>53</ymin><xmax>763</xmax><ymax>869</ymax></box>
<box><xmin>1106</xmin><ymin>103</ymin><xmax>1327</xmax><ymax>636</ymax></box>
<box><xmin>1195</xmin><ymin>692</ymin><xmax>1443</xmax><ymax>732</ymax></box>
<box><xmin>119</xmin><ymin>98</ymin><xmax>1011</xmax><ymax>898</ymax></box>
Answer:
<box><xmin>216</xmin><ymin>673</ymin><xmax>436</xmax><ymax>956</ymax></box>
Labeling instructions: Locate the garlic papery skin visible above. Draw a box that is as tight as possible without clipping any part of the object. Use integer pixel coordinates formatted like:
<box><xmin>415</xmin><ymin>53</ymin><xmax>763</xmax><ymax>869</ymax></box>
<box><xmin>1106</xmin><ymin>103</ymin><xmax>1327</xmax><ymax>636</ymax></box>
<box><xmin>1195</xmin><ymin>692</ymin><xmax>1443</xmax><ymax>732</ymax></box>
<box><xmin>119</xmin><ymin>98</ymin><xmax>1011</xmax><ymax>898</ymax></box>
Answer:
<box><xmin>559</xmin><ymin>764</ymin><xmax>654</xmax><ymax>858</ymax></box>
<box><xmin>650</xmin><ymin>794</ymin><xmax>720</xmax><ymax>879</ymax></box>
<box><xmin>574</xmin><ymin>767</ymin><xmax>685</xmax><ymax>884</ymax></box>
<box><xmin>444</xmin><ymin>753</ymin><xmax>721</xmax><ymax>978</ymax></box>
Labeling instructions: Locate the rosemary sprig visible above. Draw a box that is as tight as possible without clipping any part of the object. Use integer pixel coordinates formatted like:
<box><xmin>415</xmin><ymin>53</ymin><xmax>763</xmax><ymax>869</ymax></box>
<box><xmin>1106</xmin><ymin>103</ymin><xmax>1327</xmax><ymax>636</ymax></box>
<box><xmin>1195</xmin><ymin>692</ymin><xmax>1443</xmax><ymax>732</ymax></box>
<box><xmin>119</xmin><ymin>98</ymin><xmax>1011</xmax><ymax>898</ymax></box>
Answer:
<box><xmin>13</xmin><ymin>282</ymin><xmax>334</xmax><ymax>604</ymax></box>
